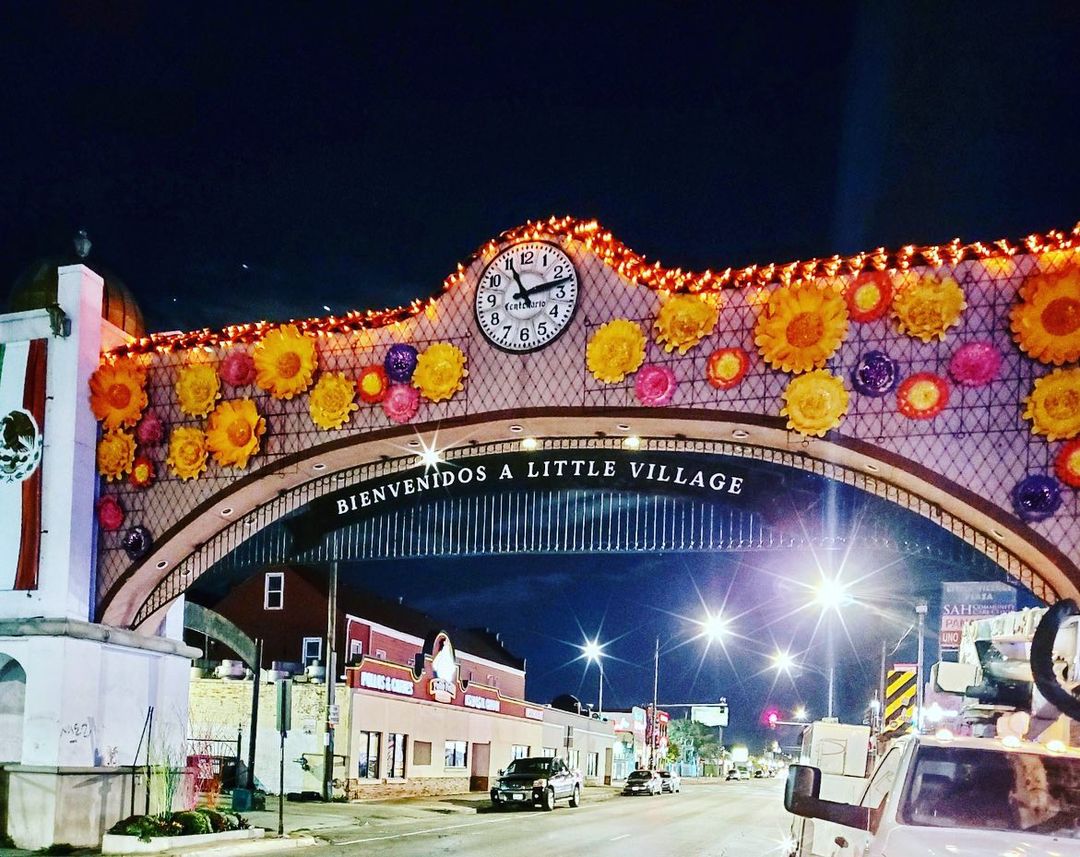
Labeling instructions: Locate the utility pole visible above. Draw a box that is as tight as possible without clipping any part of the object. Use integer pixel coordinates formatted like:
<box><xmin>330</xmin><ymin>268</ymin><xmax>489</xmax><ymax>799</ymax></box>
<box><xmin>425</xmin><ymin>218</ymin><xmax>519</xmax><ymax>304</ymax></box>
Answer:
<box><xmin>649</xmin><ymin>636</ymin><xmax>659</xmax><ymax>769</ymax></box>
<box><xmin>247</xmin><ymin>637</ymin><xmax>262</xmax><ymax>789</ymax></box>
<box><xmin>323</xmin><ymin>561</ymin><xmax>338</xmax><ymax>802</ymax></box>
<box><xmin>915</xmin><ymin>602</ymin><xmax>928</xmax><ymax>732</ymax></box>
<box><xmin>598</xmin><ymin>658</ymin><xmax>604</xmax><ymax>716</ymax></box>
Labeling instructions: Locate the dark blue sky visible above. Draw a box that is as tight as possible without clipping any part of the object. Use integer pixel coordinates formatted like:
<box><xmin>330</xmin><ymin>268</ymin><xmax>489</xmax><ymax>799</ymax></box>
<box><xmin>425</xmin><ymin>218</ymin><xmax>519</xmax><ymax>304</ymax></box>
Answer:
<box><xmin>4</xmin><ymin>3</ymin><xmax>1072</xmax><ymax>744</ymax></box>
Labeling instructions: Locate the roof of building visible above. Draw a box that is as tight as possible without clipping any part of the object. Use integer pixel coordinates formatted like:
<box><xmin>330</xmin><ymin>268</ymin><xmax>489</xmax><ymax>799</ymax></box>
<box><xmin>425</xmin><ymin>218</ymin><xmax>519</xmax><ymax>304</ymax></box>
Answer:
<box><xmin>289</xmin><ymin>565</ymin><xmax>525</xmax><ymax>672</ymax></box>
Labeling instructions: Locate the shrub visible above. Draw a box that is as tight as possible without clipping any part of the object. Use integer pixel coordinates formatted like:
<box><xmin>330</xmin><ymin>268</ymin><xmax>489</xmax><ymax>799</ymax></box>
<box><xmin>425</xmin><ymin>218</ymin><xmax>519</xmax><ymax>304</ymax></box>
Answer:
<box><xmin>197</xmin><ymin>809</ymin><xmax>228</xmax><ymax>833</ymax></box>
<box><xmin>172</xmin><ymin>811</ymin><xmax>212</xmax><ymax>836</ymax></box>
<box><xmin>107</xmin><ymin>815</ymin><xmax>170</xmax><ymax>843</ymax></box>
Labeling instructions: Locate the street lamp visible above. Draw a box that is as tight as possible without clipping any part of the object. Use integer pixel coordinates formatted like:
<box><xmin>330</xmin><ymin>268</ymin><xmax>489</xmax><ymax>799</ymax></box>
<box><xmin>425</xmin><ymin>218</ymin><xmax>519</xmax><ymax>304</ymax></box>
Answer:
<box><xmin>699</xmin><ymin>611</ymin><xmax>729</xmax><ymax>642</ymax></box>
<box><xmin>793</xmin><ymin>706</ymin><xmax>808</xmax><ymax>722</ymax></box>
<box><xmin>581</xmin><ymin>638</ymin><xmax>605</xmax><ymax>715</ymax></box>
<box><xmin>771</xmin><ymin>651</ymin><xmax>833</xmax><ymax>719</ymax></box>
<box><xmin>812</xmin><ymin>575</ymin><xmax>852</xmax><ymax>718</ymax></box>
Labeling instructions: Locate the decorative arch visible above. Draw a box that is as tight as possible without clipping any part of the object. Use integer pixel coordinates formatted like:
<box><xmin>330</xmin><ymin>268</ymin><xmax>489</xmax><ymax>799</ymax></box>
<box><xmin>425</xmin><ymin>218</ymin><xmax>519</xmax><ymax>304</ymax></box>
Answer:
<box><xmin>91</xmin><ymin>219</ymin><xmax>1080</xmax><ymax>630</ymax></box>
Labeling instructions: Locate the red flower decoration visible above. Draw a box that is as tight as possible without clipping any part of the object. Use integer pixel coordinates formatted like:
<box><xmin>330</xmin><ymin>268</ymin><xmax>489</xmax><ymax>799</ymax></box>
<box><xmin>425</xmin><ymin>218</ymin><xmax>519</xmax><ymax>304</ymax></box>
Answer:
<box><xmin>129</xmin><ymin>454</ymin><xmax>156</xmax><ymax>489</ymax></box>
<box><xmin>135</xmin><ymin>410</ymin><xmax>164</xmax><ymax>446</ymax></box>
<box><xmin>706</xmin><ymin>347</ymin><xmax>750</xmax><ymax>390</ymax></box>
<box><xmin>1055</xmin><ymin>439</ymin><xmax>1080</xmax><ymax>488</ymax></box>
<box><xmin>96</xmin><ymin>495</ymin><xmax>125</xmax><ymax>532</ymax></box>
<box><xmin>220</xmin><ymin>350</ymin><xmax>256</xmax><ymax>387</ymax></box>
<box><xmin>844</xmin><ymin>272</ymin><xmax>893</xmax><ymax>323</ymax></box>
<box><xmin>897</xmin><ymin>373</ymin><xmax>950</xmax><ymax>420</ymax></box>
<box><xmin>357</xmin><ymin>365</ymin><xmax>390</xmax><ymax>404</ymax></box>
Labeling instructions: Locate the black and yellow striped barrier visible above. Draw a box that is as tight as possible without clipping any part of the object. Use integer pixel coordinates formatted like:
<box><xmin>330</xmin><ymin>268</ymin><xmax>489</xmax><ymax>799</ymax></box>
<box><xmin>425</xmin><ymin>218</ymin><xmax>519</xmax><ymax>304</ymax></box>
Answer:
<box><xmin>883</xmin><ymin>666</ymin><xmax>917</xmax><ymax>734</ymax></box>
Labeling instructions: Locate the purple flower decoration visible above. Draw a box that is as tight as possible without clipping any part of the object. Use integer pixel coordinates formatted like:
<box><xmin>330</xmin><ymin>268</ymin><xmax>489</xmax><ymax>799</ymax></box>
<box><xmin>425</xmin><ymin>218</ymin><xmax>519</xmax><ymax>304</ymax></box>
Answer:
<box><xmin>384</xmin><ymin>344</ymin><xmax>419</xmax><ymax>383</ymax></box>
<box><xmin>949</xmin><ymin>341</ymin><xmax>1002</xmax><ymax>387</ymax></box>
<box><xmin>121</xmin><ymin>525</ymin><xmax>153</xmax><ymax>561</ymax></box>
<box><xmin>135</xmin><ymin>410</ymin><xmax>165</xmax><ymax>446</ymax></box>
<box><xmin>635</xmin><ymin>364</ymin><xmax>677</xmax><ymax>407</ymax></box>
<box><xmin>851</xmin><ymin>351</ymin><xmax>900</xmax><ymax>397</ymax></box>
<box><xmin>1010</xmin><ymin>474</ymin><xmax>1062</xmax><ymax>523</ymax></box>
<box><xmin>220</xmin><ymin>350</ymin><xmax>256</xmax><ymax>387</ymax></box>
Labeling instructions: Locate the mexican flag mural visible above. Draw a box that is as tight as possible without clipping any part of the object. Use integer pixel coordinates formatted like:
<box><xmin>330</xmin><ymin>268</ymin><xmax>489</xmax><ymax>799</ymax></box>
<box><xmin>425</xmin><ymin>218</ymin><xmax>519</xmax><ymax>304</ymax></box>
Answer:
<box><xmin>0</xmin><ymin>338</ymin><xmax>47</xmax><ymax>590</ymax></box>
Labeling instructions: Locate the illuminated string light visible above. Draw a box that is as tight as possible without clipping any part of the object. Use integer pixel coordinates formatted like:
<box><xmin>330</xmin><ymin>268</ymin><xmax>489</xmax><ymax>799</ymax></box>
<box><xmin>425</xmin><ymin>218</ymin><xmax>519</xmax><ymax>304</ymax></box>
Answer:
<box><xmin>106</xmin><ymin>216</ymin><xmax>1080</xmax><ymax>358</ymax></box>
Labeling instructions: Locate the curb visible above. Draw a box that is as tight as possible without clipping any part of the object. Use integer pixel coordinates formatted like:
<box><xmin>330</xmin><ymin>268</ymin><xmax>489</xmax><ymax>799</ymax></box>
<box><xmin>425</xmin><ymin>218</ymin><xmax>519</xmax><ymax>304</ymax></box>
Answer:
<box><xmin>155</xmin><ymin>834</ymin><xmax>318</xmax><ymax>857</ymax></box>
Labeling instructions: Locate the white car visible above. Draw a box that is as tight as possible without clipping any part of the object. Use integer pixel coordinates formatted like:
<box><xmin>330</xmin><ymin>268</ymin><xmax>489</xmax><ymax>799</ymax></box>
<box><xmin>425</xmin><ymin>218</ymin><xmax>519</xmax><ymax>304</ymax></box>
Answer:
<box><xmin>785</xmin><ymin>733</ymin><xmax>1080</xmax><ymax>856</ymax></box>
<box><xmin>622</xmin><ymin>769</ymin><xmax>663</xmax><ymax>796</ymax></box>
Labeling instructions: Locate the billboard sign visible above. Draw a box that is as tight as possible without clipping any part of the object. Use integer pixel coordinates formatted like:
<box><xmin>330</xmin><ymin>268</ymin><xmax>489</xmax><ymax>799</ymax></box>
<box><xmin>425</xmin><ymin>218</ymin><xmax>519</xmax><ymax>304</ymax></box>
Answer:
<box><xmin>940</xmin><ymin>581</ymin><xmax>1017</xmax><ymax>651</ymax></box>
<box><xmin>691</xmin><ymin>704</ymin><xmax>729</xmax><ymax>727</ymax></box>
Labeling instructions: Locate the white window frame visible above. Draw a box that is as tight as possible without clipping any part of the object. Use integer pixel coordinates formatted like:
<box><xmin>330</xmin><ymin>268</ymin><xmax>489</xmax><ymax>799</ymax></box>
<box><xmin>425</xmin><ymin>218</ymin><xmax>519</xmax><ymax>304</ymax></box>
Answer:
<box><xmin>349</xmin><ymin>639</ymin><xmax>363</xmax><ymax>659</ymax></box>
<box><xmin>264</xmin><ymin>572</ymin><xmax>284</xmax><ymax>610</ymax></box>
<box><xmin>375</xmin><ymin>648</ymin><xmax>387</xmax><ymax>660</ymax></box>
<box><xmin>445</xmin><ymin>740</ymin><xmax>468</xmax><ymax>769</ymax></box>
<box><xmin>511</xmin><ymin>744</ymin><xmax>529</xmax><ymax>760</ymax></box>
<box><xmin>302</xmin><ymin>637</ymin><xmax>322</xmax><ymax>665</ymax></box>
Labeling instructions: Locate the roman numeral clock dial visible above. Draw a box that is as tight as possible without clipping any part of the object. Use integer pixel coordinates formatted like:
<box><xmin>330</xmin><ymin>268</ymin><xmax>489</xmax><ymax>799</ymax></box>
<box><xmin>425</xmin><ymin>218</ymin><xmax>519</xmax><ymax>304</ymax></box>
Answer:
<box><xmin>474</xmin><ymin>241</ymin><xmax>579</xmax><ymax>353</ymax></box>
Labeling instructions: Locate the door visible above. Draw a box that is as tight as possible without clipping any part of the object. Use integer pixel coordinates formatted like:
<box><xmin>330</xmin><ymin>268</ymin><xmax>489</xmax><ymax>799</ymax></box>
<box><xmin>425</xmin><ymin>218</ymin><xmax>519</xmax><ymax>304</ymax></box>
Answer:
<box><xmin>470</xmin><ymin>742</ymin><xmax>491</xmax><ymax>792</ymax></box>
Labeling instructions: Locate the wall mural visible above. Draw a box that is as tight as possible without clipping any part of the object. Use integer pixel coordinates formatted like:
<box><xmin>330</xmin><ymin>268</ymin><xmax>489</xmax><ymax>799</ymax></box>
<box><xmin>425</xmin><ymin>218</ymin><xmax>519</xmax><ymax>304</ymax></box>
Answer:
<box><xmin>88</xmin><ymin>217</ymin><xmax>1080</xmax><ymax>621</ymax></box>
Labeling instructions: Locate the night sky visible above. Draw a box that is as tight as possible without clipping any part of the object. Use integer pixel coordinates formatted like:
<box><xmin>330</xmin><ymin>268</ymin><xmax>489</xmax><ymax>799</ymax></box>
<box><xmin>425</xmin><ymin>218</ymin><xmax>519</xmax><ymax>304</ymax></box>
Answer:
<box><xmin>4</xmin><ymin>3</ymin><xmax>1076</xmax><ymax>745</ymax></box>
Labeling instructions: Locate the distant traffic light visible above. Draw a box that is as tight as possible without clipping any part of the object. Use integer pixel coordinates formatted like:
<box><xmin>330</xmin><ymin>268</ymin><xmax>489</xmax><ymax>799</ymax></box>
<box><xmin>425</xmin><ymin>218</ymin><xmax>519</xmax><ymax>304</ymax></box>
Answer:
<box><xmin>768</xmin><ymin>712</ymin><xmax>779</xmax><ymax>729</ymax></box>
<box><xmin>763</xmin><ymin>707</ymin><xmax>780</xmax><ymax>728</ymax></box>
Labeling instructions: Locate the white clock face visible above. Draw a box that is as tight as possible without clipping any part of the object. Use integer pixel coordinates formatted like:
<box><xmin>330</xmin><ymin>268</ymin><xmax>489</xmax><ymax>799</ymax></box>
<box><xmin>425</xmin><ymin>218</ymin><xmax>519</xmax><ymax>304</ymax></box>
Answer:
<box><xmin>474</xmin><ymin>241</ymin><xmax>579</xmax><ymax>353</ymax></box>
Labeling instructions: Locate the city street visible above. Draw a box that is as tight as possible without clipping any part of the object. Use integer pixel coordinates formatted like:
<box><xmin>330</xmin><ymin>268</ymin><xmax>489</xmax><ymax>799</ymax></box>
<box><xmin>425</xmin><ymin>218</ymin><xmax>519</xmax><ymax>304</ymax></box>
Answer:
<box><xmin>252</xmin><ymin>780</ymin><xmax>792</xmax><ymax>857</ymax></box>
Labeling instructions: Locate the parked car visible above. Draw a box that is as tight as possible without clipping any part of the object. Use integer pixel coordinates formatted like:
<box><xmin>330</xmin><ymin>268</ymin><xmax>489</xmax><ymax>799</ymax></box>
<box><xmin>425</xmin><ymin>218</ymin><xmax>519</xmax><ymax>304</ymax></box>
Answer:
<box><xmin>658</xmin><ymin>770</ymin><xmax>681</xmax><ymax>793</ymax></box>
<box><xmin>622</xmin><ymin>769</ymin><xmax>663</xmax><ymax>796</ymax></box>
<box><xmin>726</xmin><ymin>765</ymin><xmax>750</xmax><ymax>781</ymax></box>
<box><xmin>490</xmin><ymin>757</ymin><xmax>581</xmax><ymax>811</ymax></box>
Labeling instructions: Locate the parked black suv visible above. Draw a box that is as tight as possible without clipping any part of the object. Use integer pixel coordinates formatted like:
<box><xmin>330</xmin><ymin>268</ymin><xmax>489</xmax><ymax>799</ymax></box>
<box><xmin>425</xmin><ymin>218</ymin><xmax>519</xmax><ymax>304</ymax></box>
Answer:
<box><xmin>490</xmin><ymin>757</ymin><xmax>582</xmax><ymax>811</ymax></box>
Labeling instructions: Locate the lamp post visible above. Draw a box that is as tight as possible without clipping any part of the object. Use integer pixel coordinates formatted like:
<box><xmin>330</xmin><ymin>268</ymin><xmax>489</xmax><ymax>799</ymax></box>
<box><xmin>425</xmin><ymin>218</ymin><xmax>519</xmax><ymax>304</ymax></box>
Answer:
<box><xmin>581</xmin><ymin>639</ymin><xmax>605</xmax><ymax>715</ymax></box>
<box><xmin>813</xmin><ymin>576</ymin><xmax>853</xmax><ymax>719</ymax></box>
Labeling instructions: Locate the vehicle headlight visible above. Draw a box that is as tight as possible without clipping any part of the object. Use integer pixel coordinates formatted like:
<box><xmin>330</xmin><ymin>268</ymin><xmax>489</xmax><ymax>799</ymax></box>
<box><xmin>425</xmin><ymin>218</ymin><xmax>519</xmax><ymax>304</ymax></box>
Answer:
<box><xmin>532</xmin><ymin>778</ymin><xmax>547</xmax><ymax>787</ymax></box>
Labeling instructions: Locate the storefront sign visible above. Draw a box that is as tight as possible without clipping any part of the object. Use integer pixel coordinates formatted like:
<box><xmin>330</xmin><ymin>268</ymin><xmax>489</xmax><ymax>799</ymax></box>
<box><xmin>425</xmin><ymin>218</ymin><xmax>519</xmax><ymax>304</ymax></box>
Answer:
<box><xmin>524</xmin><ymin>708</ymin><xmax>544</xmax><ymax>721</ymax></box>
<box><xmin>464</xmin><ymin>694</ymin><xmax>500</xmax><ymax>712</ymax></box>
<box><xmin>428</xmin><ymin>633</ymin><xmax>459</xmax><ymax>703</ymax></box>
<box><xmin>287</xmin><ymin>449</ymin><xmax>759</xmax><ymax>551</ymax></box>
<box><xmin>940</xmin><ymin>581</ymin><xmax>1017</xmax><ymax>651</ymax></box>
<box><xmin>359</xmin><ymin>671</ymin><xmax>415</xmax><ymax>696</ymax></box>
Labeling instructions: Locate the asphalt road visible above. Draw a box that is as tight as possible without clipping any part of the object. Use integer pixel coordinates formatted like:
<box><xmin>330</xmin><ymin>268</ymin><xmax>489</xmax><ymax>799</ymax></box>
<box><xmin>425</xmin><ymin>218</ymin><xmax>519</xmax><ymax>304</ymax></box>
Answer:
<box><xmin>263</xmin><ymin>779</ymin><xmax>793</xmax><ymax>857</ymax></box>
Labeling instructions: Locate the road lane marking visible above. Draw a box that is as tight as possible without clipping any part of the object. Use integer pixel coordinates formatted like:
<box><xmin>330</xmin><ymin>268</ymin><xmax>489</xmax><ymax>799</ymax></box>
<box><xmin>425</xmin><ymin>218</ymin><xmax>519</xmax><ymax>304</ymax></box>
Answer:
<box><xmin>610</xmin><ymin>834</ymin><xmax>630</xmax><ymax>841</ymax></box>
<box><xmin>336</xmin><ymin>815</ymin><xmax>534</xmax><ymax>845</ymax></box>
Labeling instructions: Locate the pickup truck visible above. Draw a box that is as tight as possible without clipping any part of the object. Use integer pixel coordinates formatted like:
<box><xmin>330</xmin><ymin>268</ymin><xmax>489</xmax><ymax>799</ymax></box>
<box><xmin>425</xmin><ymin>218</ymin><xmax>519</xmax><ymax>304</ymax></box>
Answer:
<box><xmin>490</xmin><ymin>756</ymin><xmax>582</xmax><ymax>811</ymax></box>
<box><xmin>785</xmin><ymin>732</ymin><xmax>1080</xmax><ymax>855</ymax></box>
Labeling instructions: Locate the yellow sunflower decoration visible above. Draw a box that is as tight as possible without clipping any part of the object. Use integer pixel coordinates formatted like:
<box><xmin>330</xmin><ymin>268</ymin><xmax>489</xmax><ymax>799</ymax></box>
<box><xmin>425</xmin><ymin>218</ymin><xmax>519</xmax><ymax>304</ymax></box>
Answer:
<box><xmin>587</xmin><ymin>319</ymin><xmax>647</xmax><ymax>383</ymax></box>
<box><xmin>1023</xmin><ymin>367</ymin><xmax>1080</xmax><ymax>441</ymax></box>
<box><xmin>892</xmin><ymin>276</ymin><xmax>966</xmax><ymax>342</ymax></box>
<box><xmin>779</xmin><ymin>370</ymin><xmax>849</xmax><ymax>437</ymax></box>
<box><xmin>1010</xmin><ymin>270</ymin><xmax>1080</xmax><ymax>366</ymax></box>
<box><xmin>308</xmin><ymin>372</ymin><xmax>359</xmax><ymax>429</ymax></box>
<box><xmin>206</xmin><ymin>399</ymin><xmax>266</xmax><ymax>468</ymax></box>
<box><xmin>167</xmin><ymin>426</ymin><xmax>209</xmax><ymax>480</ymax></box>
<box><xmin>253</xmin><ymin>324</ymin><xmax>318</xmax><ymax>399</ymax></box>
<box><xmin>96</xmin><ymin>429</ymin><xmax>136</xmax><ymax>481</ymax></box>
<box><xmin>89</xmin><ymin>359</ymin><xmax>147</xmax><ymax>429</ymax></box>
<box><xmin>754</xmin><ymin>282</ymin><xmax>848</xmax><ymax>373</ymax></box>
<box><xmin>175</xmin><ymin>363</ymin><xmax>221</xmax><ymax>417</ymax></box>
<box><xmin>412</xmin><ymin>342</ymin><xmax>468</xmax><ymax>402</ymax></box>
<box><xmin>654</xmin><ymin>294</ymin><xmax>721</xmax><ymax>354</ymax></box>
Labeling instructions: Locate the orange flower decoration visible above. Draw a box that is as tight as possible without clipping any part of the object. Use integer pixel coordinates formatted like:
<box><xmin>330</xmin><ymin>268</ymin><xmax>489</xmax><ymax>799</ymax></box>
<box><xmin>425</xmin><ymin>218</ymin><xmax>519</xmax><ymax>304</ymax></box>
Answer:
<box><xmin>97</xmin><ymin>429</ymin><xmax>136</xmax><ymax>481</ymax></box>
<box><xmin>129</xmin><ymin>454</ymin><xmax>156</xmax><ymax>489</ymax></box>
<box><xmin>897</xmin><ymin>373</ymin><xmax>949</xmax><ymax>420</ymax></box>
<box><xmin>1023</xmin><ymin>367</ymin><xmax>1080</xmax><ymax>441</ymax></box>
<box><xmin>175</xmin><ymin>363</ymin><xmax>221</xmax><ymax>417</ymax></box>
<box><xmin>654</xmin><ymin>294</ymin><xmax>721</xmax><ymax>354</ymax></box>
<box><xmin>1055</xmin><ymin>439</ymin><xmax>1080</xmax><ymax>488</ymax></box>
<box><xmin>166</xmin><ymin>426</ymin><xmax>209</xmax><ymax>480</ymax></box>
<box><xmin>357</xmin><ymin>365</ymin><xmax>390</xmax><ymax>404</ymax></box>
<box><xmin>844</xmin><ymin>273</ymin><xmax>893</xmax><ymax>323</ymax></box>
<box><xmin>1010</xmin><ymin>269</ymin><xmax>1080</xmax><ymax>366</ymax></box>
<box><xmin>206</xmin><ymin>399</ymin><xmax>265</xmax><ymax>468</ymax></box>
<box><xmin>89</xmin><ymin>359</ymin><xmax>147</xmax><ymax>429</ymax></box>
<box><xmin>892</xmin><ymin>276</ymin><xmax>966</xmax><ymax>342</ymax></box>
<box><xmin>253</xmin><ymin>324</ymin><xmax>318</xmax><ymax>399</ymax></box>
<box><xmin>706</xmin><ymin>348</ymin><xmax>750</xmax><ymax>390</ymax></box>
<box><xmin>309</xmin><ymin>372</ymin><xmax>359</xmax><ymax>429</ymax></box>
<box><xmin>755</xmin><ymin>282</ymin><xmax>849</xmax><ymax>373</ymax></box>
<box><xmin>779</xmin><ymin>370</ymin><xmax>849</xmax><ymax>437</ymax></box>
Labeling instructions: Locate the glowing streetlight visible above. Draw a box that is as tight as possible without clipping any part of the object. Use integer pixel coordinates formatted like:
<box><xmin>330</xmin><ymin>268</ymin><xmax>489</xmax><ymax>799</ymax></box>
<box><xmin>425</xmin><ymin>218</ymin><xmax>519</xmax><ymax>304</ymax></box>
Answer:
<box><xmin>771</xmin><ymin>650</ymin><xmax>796</xmax><ymax>674</ymax></box>
<box><xmin>700</xmin><ymin>611</ymin><xmax>729</xmax><ymax>642</ymax></box>
<box><xmin>793</xmin><ymin>706</ymin><xmax>808</xmax><ymax>721</ymax></box>
<box><xmin>581</xmin><ymin>638</ymin><xmax>605</xmax><ymax>715</ymax></box>
<box><xmin>813</xmin><ymin>576</ymin><xmax>852</xmax><ymax>611</ymax></box>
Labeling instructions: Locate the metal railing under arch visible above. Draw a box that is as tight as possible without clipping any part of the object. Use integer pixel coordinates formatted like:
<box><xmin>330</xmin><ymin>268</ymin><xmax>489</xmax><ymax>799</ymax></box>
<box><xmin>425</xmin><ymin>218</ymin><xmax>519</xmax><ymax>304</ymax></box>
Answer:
<box><xmin>127</xmin><ymin>437</ymin><xmax>1038</xmax><ymax>628</ymax></box>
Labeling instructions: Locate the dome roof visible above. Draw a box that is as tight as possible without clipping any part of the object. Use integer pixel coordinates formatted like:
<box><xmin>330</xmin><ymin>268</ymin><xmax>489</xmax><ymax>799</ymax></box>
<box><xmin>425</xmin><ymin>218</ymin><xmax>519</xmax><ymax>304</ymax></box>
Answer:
<box><xmin>8</xmin><ymin>253</ymin><xmax>145</xmax><ymax>340</ymax></box>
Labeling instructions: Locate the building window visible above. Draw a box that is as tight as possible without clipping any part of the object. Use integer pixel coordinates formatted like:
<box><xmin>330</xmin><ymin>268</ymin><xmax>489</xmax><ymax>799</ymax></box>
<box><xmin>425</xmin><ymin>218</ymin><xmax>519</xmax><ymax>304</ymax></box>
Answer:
<box><xmin>375</xmin><ymin>648</ymin><xmax>387</xmax><ymax>660</ymax></box>
<box><xmin>264</xmin><ymin>573</ymin><xmax>284</xmax><ymax>610</ymax></box>
<box><xmin>487</xmin><ymin>673</ymin><xmax>497</xmax><ymax>687</ymax></box>
<box><xmin>587</xmin><ymin>752</ymin><xmax>599</xmax><ymax>778</ymax></box>
<box><xmin>413</xmin><ymin>741</ymin><xmax>432</xmax><ymax>766</ymax></box>
<box><xmin>386</xmin><ymin>733</ymin><xmax>407</xmax><ymax>779</ymax></box>
<box><xmin>511</xmin><ymin>745</ymin><xmax>529</xmax><ymax>760</ymax></box>
<box><xmin>445</xmin><ymin>740</ymin><xmax>468</xmax><ymax>769</ymax></box>
<box><xmin>302</xmin><ymin>637</ymin><xmax>322</xmax><ymax>665</ymax></box>
<box><xmin>349</xmin><ymin>639</ymin><xmax>363</xmax><ymax>661</ymax></box>
<box><xmin>357</xmin><ymin>731</ymin><xmax>380</xmax><ymax>779</ymax></box>
<box><xmin>568</xmin><ymin>750</ymin><xmax>580</xmax><ymax>771</ymax></box>
<box><xmin>540</xmin><ymin>747</ymin><xmax>557</xmax><ymax>758</ymax></box>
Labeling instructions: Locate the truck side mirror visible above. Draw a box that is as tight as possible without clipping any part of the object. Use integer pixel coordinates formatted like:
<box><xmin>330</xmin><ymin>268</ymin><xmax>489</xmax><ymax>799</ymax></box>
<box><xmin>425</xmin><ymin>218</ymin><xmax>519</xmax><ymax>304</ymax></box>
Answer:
<box><xmin>784</xmin><ymin>764</ymin><xmax>821</xmax><ymax>815</ymax></box>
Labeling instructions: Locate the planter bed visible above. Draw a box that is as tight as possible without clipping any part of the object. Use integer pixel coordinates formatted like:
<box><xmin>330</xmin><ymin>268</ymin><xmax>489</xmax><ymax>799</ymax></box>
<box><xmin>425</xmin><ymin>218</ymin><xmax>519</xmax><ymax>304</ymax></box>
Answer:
<box><xmin>102</xmin><ymin>826</ymin><xmax>265</xmax><ymax>854</ymax></box>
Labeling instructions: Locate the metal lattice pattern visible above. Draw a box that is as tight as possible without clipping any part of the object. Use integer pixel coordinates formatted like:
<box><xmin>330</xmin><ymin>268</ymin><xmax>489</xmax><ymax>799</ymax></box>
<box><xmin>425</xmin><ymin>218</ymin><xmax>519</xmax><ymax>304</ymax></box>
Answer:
<box><xmin>100</xmin><ymin>241</ymin><xmax>1078</xmax><ymax>620</ymax></box>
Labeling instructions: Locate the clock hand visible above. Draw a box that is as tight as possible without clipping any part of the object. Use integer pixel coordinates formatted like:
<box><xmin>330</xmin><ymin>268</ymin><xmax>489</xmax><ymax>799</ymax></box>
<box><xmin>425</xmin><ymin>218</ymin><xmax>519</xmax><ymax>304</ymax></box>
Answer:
<box><xmin>520</xmin><ymin>275</ymin><xmax>574</xmax><ymax>298</ymax></box>
<box><xmin>507</xmin><ymin>259</ymin><xmax>532</xmax><ymax>307</ymax></box>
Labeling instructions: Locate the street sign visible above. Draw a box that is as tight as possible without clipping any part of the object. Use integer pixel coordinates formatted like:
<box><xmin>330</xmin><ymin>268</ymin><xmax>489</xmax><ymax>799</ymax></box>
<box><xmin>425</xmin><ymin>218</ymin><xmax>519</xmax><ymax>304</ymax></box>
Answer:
<box><xmin>691</xmin><ymin>704</ymin><xmax>729</xmax><ymax>727</ymax></box>
<box><xmin>940</xmin><ymin>581</ymin><xmax>1016</xmax><ymax>652</ymax></box>
<box><xmin>275</xmin><ymin>678</ymin><xmax>292</xmax><ymax>734</ymax></box>
<box><xmin>327</xmin><ymin>703</ymin><xmax>339</xmax><ymax>725</ymax></box>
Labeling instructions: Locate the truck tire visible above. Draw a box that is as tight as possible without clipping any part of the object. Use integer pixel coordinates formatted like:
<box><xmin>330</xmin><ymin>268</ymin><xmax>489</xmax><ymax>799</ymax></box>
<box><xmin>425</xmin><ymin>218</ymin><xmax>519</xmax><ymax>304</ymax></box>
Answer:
<box><xmin>541</xmin><ymin>787</ymin><xmax>555</xmax><ymax>811</ymax></box>
<box><xmin>569</xmin><ymin>785</ymin><xmax>581</xmax><ymax>807</ymax></box>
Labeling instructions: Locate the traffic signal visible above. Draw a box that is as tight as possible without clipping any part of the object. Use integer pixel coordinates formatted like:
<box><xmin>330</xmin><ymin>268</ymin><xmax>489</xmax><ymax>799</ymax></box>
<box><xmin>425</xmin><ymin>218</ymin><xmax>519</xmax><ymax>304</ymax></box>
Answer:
<box><xmin>763</xmin><ymin>707</ymin><xmax>780</xmax><ymax>728</ymax></box>
<box><xmin>768</xmin><ymin>711</ymin><xmax>779</xmax><ymax>729</ymax></box>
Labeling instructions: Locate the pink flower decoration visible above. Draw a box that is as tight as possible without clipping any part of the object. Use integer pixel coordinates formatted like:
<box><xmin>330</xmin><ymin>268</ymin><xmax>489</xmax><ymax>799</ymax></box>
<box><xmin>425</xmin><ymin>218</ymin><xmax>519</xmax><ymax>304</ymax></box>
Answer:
<box><xmin>96</xmin><ymin>495</ymin><xmax>125</xmax><ymax>532</ymax></box>
<box><xmin>135</xmin><ymin>410</ymin><xmax>164</xmax><ymax>446</ymax></box>
<box><xmin>220</xmin><ymin>350</ymin><xmax>256</xmax><ymax>387</ymax></box>
<box><xmin>635</xmin><ymin>364</ymin><xmax>677</xmax><ymax>407</ymax></box>
<box><xmin>949</xmin><ymin>341</ymin><xmax>1002</xmax><ymax>387</ymax></box>
<box><xmin>382</xmin><ymin>383</ymin><xmax>420</xmax><ymax>424</ymax></box>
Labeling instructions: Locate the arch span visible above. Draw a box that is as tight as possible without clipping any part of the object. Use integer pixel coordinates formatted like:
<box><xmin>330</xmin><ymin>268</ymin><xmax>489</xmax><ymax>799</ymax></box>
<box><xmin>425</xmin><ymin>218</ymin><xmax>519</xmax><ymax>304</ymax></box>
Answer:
<box><xmin>99</xmin><ymin>409</ymin><xmax>1079</xmax><ymax>630</ymax></box>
